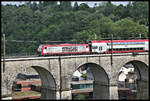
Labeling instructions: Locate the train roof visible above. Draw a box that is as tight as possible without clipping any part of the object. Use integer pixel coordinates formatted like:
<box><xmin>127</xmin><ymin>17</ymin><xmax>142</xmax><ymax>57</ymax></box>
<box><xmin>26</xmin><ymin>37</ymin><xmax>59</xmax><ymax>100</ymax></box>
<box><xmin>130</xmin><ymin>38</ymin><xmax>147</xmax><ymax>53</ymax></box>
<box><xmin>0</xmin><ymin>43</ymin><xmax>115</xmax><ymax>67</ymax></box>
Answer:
<box><xmin>90</xmin><ymin>39</ymin><xmax>149</xmax><ymax>43</ymax></box>
<box><xmin>42</xmin><ymin>44</ymin><xmax>89</xmax><ymax>47</ymax></box>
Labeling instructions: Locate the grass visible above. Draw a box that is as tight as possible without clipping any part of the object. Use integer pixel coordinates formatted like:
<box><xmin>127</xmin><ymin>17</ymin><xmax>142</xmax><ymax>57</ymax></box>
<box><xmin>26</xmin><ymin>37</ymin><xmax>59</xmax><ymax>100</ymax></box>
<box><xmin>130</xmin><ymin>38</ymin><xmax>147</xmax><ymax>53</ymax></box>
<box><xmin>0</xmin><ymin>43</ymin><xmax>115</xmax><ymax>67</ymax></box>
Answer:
<box><xmin>12</xmin><ymin>91</ymin><xmax>41</xmax><ymax>98</ymax></box>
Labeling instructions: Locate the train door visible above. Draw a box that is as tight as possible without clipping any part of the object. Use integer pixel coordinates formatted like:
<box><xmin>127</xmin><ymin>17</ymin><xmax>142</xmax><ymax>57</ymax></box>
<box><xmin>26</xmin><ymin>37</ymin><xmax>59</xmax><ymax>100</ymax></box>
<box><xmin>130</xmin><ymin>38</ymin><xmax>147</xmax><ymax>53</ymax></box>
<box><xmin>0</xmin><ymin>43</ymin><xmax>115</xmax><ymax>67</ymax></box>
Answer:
<box><xmin>91</xmin><ymin>43</ymin><xmax>99</xmax><ymax>53</ymax></box>
<box><xmin>98</xmin><ymin>43</ymin><xmax>107</xmax><ymax>53</ymax></box>
<box><xmin>91</xmin><ymin>43</ymin><xmax>107</xmax><ymax>53</ymax></box>
<box><xmin>145</xmin><ymin>41</ymin><xmax>149</xmax><ymax>51</ymax></box>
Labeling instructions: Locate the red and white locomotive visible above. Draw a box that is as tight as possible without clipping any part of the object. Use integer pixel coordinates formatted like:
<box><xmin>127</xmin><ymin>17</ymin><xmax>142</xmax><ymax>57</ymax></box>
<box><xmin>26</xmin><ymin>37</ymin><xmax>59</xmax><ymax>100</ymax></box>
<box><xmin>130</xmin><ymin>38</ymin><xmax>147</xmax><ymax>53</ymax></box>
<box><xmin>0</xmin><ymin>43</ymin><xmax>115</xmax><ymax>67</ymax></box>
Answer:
<box><xmin>37</xmin><ymin>39</ymin><xmax>149</xmax><ymax>56</ymax></box>
<box><xmin>38</xmin><ymin>44</ymin><xmax>90</xmax><ymax>56</ymax></box>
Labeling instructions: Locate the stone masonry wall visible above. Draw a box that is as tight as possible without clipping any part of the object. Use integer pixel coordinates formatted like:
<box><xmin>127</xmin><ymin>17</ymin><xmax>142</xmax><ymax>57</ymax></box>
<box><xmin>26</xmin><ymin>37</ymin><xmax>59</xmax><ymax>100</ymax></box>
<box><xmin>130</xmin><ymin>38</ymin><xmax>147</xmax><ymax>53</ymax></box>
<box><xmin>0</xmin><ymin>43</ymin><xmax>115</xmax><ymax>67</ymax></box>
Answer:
<box><xmin>1</xmin><ymin>53</ymin><xmax>149</xmax><ymax>99</ymax></box>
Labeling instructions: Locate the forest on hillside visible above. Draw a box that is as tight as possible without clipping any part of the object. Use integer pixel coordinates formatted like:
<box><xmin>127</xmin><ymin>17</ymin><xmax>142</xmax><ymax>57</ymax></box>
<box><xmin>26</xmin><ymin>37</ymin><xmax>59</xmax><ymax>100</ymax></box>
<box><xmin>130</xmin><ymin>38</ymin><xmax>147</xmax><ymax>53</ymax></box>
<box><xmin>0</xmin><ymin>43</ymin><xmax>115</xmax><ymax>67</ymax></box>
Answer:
<box><xmin>1</xmin><ymin>1</ymin><xmax>149</xmax><ymax>56</ymax></box>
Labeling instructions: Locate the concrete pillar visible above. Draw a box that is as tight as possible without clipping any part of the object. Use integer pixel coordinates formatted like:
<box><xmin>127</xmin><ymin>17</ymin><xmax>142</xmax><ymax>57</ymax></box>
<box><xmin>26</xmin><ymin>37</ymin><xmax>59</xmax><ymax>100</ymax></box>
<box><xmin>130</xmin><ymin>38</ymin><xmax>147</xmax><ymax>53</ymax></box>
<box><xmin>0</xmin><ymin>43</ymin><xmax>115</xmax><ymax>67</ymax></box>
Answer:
<box><xmin>61</xmin><ymin>90</ymin><xmax>72</xmax><ymax>99</ymax></box>
<box><xmin>93</xmin><ymin>81</ymin><xmax>109</xmax><ymax>99</ymax></box>
<box><xmin>109</xmin><ymin>86</ymin><xmax>118</xmax><ymax>100</ymax></box>
<box><xmin>136</xmin><ymin>80</ymin><xmax>149</xmax><ymax>99</ymax></box>
<box><xmin>60</xmin><ymin>75</ymin><xmax>72</xmax><ymax>99</ymax></box>
<box><xmin>2</xmin><ymin>73</ymin><xmax>12</xmax><ymax>96</ymax></box>
<box><xmin>40</xmin><ymin>86</ymin><xmax>56</xmax><ymax>100</ymax></box>
<box><xmin>56</xmin><ymin>91</ymin><xmax>60</xmax><ymax>100</ymax></box>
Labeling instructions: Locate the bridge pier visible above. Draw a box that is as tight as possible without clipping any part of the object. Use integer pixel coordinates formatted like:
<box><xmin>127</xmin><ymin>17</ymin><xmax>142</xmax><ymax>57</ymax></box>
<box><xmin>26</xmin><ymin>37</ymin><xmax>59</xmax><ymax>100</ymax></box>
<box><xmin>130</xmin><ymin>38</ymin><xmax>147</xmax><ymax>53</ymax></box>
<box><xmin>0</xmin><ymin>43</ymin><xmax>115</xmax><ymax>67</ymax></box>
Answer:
<box><xmin>109</xmin><ymin>85</ymin><xmax>118</xmax><ymax>99</ymax></box>
<box><xmin>1</xmin><ymin>72</ymin><xmax>13</xmax><ymax>96</ymax></box>
<box><xmin>136</xmin><ymin>80</ymin><xmax>149</xmax><ymax>99</ymax></box>
<box><xmin>93</xmin><ymin>81</ymin><xmax>109</xmax><ymax>99</ymax></box>
<box><xmin>61</xmin><ymin>90</ymin><xmax>72</xmax><ymax>99</ymax></box>
<box><xmin>40</xmin><ymin>86</ymin><xmax>56</xmax><ymax>100</ymax></box>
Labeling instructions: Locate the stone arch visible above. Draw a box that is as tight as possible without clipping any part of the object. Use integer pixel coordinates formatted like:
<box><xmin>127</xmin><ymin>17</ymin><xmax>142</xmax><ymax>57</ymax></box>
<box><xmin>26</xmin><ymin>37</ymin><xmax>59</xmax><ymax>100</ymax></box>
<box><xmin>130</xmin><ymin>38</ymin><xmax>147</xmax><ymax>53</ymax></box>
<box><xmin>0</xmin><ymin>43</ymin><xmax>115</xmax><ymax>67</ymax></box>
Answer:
<box><xmin>3</xmin><ymin>65</ymin><xmax>39</xmax><ymax>97</ymax></box>
<box><xmin>71</xmin><ymin>62</ymin><xmax>109</xmax><ymax>99</ymax></box>
<box><xmin>129</xmin><ymin>60</ymin><xmax>148</xmax><ymax>81</ymax></box>
<box><xmin>117</xmin><ymin>60</ymin><xmax>148</xmax><ymax>99</ymax></box>
<box><xmin>31</xmin><ymin>66</ymin><xmax>57</xmax><ymax>100</ymax></box>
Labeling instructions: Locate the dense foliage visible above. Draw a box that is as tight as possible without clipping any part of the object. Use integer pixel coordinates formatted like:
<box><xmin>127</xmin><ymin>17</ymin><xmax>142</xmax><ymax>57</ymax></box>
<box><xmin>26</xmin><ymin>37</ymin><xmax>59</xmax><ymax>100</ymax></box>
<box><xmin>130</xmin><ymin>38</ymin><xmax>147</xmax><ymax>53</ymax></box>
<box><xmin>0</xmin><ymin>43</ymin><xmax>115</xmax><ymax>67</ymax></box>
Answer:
<box><xmin>1</xmin><ymin>1</ymin><xmax>149</xmax><ymax>55</ymax></box>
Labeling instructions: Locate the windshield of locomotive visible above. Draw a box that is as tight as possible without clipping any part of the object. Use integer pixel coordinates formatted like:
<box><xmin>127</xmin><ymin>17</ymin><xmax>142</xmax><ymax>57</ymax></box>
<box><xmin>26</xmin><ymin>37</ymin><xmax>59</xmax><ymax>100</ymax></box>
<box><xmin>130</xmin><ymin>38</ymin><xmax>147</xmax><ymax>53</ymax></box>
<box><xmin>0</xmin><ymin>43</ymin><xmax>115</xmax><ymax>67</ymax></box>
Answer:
<box><xmin>37</xmin><ymin>45</ymin><xmax>43</xmax><ymax>52</ymax></box>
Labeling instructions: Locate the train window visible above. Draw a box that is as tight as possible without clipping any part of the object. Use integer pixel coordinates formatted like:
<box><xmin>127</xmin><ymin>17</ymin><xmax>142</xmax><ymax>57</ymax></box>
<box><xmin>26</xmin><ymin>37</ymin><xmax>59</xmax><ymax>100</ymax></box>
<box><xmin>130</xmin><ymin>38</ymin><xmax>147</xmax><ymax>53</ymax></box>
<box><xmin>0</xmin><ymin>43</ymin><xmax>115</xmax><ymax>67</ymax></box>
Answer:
<box><xmin>92</xmin><ymin>46</ymin><xmax>98</xmax><ymax>49</ymax></box>
<box><xmin>22</xmin><ymin>85</ymin><xmax>28</xmax><ymax>88</ymax></box>
<box><xmin>139</xmin><ymin>48</ymin><xmax>143</xmax><ymax>50</ymax></box>
<box><xmin>38</xmin><ymin>45</ymin><xmax>43</xmax><ymax>52</ymax></box>
<box><xmin>109</xmin><ymin>48</ymin><xmax>113</xmax><ymax>51</ymax></box>
<box><xmin>13</xmin><ymin>84</ymin><xmax>21</xmax><ymax>91</ymax></box>
<box><xmin>111</xmin><ymin>48</ymin><xmax>145</xmax><ymax>51</ymax></box>
<box><xmin>99</xmin><ymin>47</ymin><xmax>102</xmax><ymax>51</ymax></box>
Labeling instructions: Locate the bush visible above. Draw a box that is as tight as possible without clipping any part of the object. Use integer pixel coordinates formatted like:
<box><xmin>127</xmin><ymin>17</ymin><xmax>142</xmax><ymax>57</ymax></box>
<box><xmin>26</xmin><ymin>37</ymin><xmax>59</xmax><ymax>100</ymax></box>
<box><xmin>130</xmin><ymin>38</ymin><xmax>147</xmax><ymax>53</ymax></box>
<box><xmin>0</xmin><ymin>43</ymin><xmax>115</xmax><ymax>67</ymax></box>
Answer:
<box><xmin>74</xmin><ymin>94</ymin><xmax>85</xmax><ymax>100</ymax></box>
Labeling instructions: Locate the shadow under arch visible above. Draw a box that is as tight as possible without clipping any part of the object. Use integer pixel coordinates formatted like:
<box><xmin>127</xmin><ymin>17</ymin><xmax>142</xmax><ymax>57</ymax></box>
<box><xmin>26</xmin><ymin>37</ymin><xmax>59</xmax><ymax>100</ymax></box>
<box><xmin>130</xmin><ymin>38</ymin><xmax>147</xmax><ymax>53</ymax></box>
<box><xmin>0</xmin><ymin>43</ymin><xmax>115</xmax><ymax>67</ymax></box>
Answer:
<box><xmin>31</xmin><ymin>66</ymin><xmax>56</xmax><ymax>100</ymax></box>
<box><xmin>73</xmin><ymin>62</ymin><xmax>109</xmax><ymax>99</ymax></box>
<box><xmin>128</xmin><ymin>60</ymin><xmax>148</xmax><ymax>81</ymax></box>
<box><xmin>118</xmin><ymin>60</ymin><xmax>149</xmax><ymax>99</ymax></box>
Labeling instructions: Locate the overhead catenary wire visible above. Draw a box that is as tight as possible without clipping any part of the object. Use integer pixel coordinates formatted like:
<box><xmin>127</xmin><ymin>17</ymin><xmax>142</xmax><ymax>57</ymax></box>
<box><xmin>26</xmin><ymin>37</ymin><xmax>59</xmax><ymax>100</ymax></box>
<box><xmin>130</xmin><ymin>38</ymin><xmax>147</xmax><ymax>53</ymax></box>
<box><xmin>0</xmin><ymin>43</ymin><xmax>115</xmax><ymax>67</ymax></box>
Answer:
<box><xmin>3</xmin><ymin>36</ymin><xmax>147</xmax><ymax>43</ymax></box>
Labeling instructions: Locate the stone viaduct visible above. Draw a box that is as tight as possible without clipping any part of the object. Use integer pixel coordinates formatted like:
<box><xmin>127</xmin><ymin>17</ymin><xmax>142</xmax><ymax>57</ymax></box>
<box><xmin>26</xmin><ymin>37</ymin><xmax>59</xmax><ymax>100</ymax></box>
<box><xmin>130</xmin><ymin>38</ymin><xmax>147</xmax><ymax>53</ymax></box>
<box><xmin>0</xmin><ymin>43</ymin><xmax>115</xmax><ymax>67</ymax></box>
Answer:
<box><xmin>1</xmin><ymin>52</ymin><xmax>149</xmax><ymax>100</ymax></box>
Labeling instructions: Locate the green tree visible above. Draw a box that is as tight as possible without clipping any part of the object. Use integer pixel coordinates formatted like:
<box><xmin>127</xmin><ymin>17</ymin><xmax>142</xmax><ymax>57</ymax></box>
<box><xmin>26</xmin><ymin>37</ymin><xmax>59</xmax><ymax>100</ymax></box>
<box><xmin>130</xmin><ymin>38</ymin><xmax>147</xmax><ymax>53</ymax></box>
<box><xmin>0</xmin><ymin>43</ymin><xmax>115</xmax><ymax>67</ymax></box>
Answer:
<box><xmin>73</xmin><ymin>1</ymin><xmax>79</xmax><ymax>11</ymax></box>
<box><xmin>82</xmin><ymin>73</ymin><xmax>87</xmax><ymax>80</ymax></box>
<box><xmin>78</xmin><ymin>3</ymin><xmax>90</xmax><ymax>11</ymax></box>
<box><xmin>42</xmin><ymin>1</ymin><xmax>57</xmax><ymax>7</ymax></box>
<box><xmin>74</xmin><ymin>94</ymin><xmax>85</xmax><ymax>100</ymax></box>
<box><xmin>30</xmin><ymin>1</ymin><xmax>38</xmax><ymax>11</ymax></box>
<box><xmin>130</xmin><ymin>1</ymin><xmax>148</xmax><ymax>23</ymax></box>
<box><xmin>115</xmin><ymin>18</ymin><xmax>148</xmax><ymax>39</ymax></box>
<box><xmin>114</xmin><ymin>4</ymin><xmax>126</xmax><ymax>19</ymax></box>
<box><xmin>103</xmin><ymin>2</ymin><xmax>116</xmax><ymax>16</ymax></box>
<box><xmin>59</xmin><ymin>1</ymin><xmax>72</xmax><ymax>11</ymax></box>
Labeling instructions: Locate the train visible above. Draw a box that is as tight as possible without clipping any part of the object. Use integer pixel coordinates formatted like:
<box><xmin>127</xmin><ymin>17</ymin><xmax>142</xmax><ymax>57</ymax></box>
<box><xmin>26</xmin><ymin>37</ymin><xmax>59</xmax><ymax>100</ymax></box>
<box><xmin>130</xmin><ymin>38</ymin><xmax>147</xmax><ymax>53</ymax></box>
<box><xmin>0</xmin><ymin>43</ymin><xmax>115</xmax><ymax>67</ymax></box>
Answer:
<box><xmin>37</xmin><ymin>39</ymin><xmax>149</xmax><ymax>56</ymax></box>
